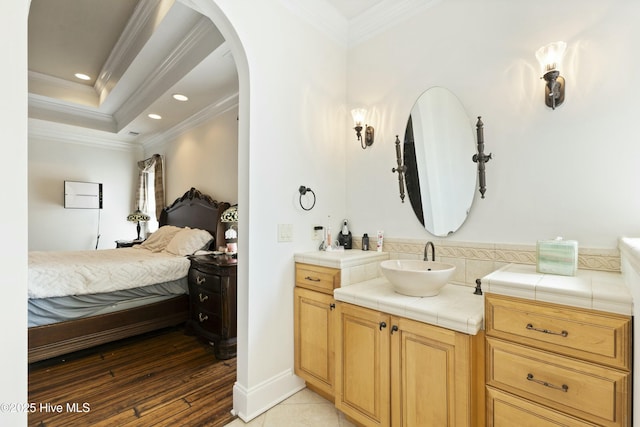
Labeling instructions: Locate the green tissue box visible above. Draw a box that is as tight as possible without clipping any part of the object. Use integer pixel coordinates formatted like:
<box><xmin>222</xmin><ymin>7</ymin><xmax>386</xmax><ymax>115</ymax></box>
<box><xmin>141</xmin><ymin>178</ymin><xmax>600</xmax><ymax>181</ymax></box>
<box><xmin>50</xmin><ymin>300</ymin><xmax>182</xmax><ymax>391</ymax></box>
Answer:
<box><xmin>536</xmin><ymin>239</ymin><xmax>578</xmax><ymax>276</ymax></box>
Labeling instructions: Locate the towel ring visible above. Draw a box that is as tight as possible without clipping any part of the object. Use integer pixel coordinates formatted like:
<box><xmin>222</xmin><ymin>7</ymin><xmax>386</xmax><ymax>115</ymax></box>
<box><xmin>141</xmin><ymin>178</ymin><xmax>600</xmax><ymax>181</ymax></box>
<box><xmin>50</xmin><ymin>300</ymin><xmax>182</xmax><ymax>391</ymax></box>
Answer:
<box><xmin>298</xmin><ymin>186</ymin><xmax>316</xmax><ymax>211</ymax></box>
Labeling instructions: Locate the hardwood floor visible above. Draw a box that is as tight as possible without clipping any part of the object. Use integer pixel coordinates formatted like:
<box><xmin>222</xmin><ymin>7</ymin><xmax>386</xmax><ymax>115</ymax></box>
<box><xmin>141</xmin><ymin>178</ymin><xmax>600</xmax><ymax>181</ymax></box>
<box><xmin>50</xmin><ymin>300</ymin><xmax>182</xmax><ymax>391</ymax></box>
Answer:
<box><xmin>28</xmin><ymin>326</ymin><xmax>237</xmax><ymax>426</ymax></box>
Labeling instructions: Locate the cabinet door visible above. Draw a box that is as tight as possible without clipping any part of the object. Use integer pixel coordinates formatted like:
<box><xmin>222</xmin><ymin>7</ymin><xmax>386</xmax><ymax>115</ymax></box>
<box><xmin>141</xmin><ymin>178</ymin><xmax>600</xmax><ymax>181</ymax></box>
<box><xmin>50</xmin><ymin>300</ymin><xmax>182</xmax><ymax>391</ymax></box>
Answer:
<box><xmin>391</xmin><ymin>316</ymin><xmax>474</xmax><ymax>427</ymax></box>
<box><xmin>335</xmin><ymin>303</ymin><xmax>390</xmax><ymax>427</ymax></box>
<box><xmin>294</xmin><ymin>287</ymin><xmax>336</xmax><ymax>398</ymax></box>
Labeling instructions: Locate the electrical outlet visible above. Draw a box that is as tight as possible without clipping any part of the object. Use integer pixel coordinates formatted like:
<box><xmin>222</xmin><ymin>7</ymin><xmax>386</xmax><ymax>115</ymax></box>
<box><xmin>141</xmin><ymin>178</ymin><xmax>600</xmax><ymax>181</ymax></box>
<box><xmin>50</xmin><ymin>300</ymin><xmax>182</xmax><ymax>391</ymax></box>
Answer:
<box><xmin>312</xmin><ymin>225</ymin><xmax>324</xmax><ymax>241</ymax></box>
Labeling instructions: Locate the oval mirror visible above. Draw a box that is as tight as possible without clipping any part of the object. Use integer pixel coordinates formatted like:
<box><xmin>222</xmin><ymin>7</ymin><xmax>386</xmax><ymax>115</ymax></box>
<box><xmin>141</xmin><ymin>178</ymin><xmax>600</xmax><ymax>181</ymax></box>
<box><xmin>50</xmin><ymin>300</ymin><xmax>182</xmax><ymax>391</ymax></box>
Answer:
<box><xmin>403</xmin><ymin>87</ymin><xmax>476</xmax><ymax>236</ymax></box>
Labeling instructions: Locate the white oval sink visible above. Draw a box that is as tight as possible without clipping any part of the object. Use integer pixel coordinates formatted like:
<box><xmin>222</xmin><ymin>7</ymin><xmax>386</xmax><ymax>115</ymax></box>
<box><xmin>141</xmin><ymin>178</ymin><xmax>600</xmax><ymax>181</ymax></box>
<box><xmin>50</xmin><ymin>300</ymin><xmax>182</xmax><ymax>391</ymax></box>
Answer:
<box><xmin>380</xmin><ymin>259</ymin><xmax>455</xmax><ymax>297</ymax></box>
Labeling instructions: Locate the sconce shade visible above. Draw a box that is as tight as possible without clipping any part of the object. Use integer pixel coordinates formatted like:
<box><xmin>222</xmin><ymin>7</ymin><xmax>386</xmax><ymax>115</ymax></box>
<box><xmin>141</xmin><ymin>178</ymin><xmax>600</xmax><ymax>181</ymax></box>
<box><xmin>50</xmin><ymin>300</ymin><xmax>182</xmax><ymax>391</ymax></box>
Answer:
<box><xmin>535</xmin><ymin>41</ymin><xmax>566</xmax><ymax>74</ymax></box>
<box><xmin>536</xmin><ymin>41</ymin><xmax>567</xmax><ymax>110</ymax></box>
<box><xmin>351</xmin><ymin>108</ymin><xmax>374</xmax><ymax>149</ymax></box>
<box><xmin>351</xmin><ymin>108</ymin><xmax>367</xmax><ymax>127</ymax></box>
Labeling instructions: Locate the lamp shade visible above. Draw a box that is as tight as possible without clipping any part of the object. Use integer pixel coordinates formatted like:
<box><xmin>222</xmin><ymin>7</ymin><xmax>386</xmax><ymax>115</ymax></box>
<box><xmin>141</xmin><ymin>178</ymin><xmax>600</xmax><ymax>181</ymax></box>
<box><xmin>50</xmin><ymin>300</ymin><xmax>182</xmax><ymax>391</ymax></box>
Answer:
<box><xmin>127</xmin><ymin>209</ymin><xmax>150</xmax><ymax>222</ymax></box>
<box><xmin>351</xmin><ymin>108</ymin><xmax>367</xmax><ymax>127</ymax></box>
<box><xmin>221</xmin><ymin>205</ymin><xmax>238</xmax><ymax>223</ymax></box>
<box><xmin>535</xmin><ymin>41</ymin><xmax>567</xmax><ymax>74</ymax></box>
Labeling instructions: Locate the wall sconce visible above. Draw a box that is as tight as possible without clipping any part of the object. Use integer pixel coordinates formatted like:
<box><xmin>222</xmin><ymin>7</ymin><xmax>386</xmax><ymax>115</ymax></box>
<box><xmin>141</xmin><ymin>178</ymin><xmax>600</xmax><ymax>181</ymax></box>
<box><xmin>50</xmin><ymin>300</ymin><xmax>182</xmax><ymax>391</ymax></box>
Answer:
<box><xmin>535</xmin><ymin>41</ymin><xmax>567</xmax><ymax>110</ymax></box>
<box><xmin>351</xmin><ymin>108</ymin><xmax>374</xmax><ymax>149</ymax></box>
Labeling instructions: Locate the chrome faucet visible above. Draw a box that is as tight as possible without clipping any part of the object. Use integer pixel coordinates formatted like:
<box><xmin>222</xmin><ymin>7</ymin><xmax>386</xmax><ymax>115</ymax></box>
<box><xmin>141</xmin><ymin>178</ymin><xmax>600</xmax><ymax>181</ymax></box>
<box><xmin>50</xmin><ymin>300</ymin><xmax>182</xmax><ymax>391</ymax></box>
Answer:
<box><xmin>423</xmin><ymin>241</ymin><xmax>435</xmax><ymax>261</ymax></box>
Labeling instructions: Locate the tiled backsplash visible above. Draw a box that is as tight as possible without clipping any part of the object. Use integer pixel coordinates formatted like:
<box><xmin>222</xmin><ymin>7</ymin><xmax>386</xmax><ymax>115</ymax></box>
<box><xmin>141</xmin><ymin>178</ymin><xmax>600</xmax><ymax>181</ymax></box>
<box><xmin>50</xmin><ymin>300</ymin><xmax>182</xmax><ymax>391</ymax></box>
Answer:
<box><xmin>350</xmin><ymin>236</ymin><xmax>621</xmax><ymax>287</ymax></box>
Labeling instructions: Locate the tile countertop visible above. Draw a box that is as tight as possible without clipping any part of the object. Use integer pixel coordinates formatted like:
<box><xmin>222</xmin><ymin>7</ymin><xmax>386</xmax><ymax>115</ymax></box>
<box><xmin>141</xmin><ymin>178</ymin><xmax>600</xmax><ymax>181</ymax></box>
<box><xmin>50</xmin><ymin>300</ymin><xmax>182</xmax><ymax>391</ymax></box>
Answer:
<box><xmin>482</xmin><ymin>263</ymin><xmax>633</xmax><ymax>316</ymax></box>
<box><xmin>333</xmin><ymin>278</ymin><xmax>484</xmax><ymax>335</ymax></box>
<box><xmin>294</xmin><ymin>250</ymin><xmax>389</xmax><ymax>269</ymax></box>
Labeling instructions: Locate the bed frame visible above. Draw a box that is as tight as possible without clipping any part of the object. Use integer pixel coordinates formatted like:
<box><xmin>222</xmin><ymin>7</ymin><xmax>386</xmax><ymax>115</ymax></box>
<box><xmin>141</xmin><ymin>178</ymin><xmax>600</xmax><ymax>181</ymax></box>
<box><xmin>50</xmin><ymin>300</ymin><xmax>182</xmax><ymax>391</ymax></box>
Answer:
<box><xmin>28</xmin><ymin>188</ymin><xmax>230</xmax><ymax>363</ymax></box>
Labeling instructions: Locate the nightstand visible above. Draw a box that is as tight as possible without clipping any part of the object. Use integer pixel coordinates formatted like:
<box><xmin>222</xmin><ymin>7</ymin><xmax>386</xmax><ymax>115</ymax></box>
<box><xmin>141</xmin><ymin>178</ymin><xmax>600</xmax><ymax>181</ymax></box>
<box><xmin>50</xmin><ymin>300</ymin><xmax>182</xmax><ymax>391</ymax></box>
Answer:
<box><xmin>187</xmin><ymin>254</ymin><xmax>238</xmax><ymax>359</ymax></box>
<box><xmin>115</xmin><ymin>239</ymin><xmax>144</xmax><ymax>248</ymax></box>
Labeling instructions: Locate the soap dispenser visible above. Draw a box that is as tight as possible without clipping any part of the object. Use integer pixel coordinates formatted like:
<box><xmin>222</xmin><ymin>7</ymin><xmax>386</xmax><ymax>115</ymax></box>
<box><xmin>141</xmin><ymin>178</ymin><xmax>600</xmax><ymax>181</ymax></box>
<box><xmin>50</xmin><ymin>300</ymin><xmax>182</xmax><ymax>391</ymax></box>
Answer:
<box><xmin>338</xmin><ymin>219</ymin><xmax>352</xmax><ymax>249</ymax></box>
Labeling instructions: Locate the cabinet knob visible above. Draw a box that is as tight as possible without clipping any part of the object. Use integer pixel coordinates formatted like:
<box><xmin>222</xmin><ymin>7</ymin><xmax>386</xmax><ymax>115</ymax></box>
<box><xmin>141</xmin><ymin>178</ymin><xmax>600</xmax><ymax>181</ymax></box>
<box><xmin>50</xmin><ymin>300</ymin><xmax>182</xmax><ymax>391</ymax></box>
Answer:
<box><xmin>198</xmin><ymin>313</ymin><xmax>209</xmax><ymax>323</ymax></box>
<box><xmin>330</xmin><ymin>303</ymin><xmax>336</xmax><ymax>310</ymax></box>
<box><xmin>199</xmin><ymin>293</ymin><xmax>209</xmax><ymax>303</ymax></box>
<box><xmin>391</xmin><ymin>325</ymin><xmax>399</xmax><ymax>334</ymax></box>
<box><xmin>379</xmin><ymin>321</ymin><xmax>387</xmax><ymax>331</ymax></box>
<box><xmin>196</xmin><ymin>275</ymin><xmax>206</xmax><ymax>285</ymax></box>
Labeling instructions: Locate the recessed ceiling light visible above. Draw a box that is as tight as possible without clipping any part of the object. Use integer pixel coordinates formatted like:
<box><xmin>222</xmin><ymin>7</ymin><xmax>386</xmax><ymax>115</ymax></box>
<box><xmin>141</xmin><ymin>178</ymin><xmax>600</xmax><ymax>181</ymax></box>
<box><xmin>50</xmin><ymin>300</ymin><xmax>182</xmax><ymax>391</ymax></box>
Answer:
<box><xmin>172</xmin><ymin>93</ymin><xmax>189</xmax><ymax>102</ymax></box>
<box><xmin>74</xmin><ymin>73</ymin><xmax>91</xmax><ymax>81</ymax></box>
<box><xmin>148</xmin><ymin>113</ymin><xmax>162</xmax><ymax>120</ymax></box>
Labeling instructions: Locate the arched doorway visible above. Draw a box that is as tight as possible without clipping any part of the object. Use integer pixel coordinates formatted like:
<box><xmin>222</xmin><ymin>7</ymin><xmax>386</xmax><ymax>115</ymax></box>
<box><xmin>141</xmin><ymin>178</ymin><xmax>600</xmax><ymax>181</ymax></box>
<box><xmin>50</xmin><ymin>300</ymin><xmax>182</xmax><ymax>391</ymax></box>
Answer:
<box><xmin>182</xmin><ymin>1</ymin><xmax>251</xmax><ymax>418</ymax></box>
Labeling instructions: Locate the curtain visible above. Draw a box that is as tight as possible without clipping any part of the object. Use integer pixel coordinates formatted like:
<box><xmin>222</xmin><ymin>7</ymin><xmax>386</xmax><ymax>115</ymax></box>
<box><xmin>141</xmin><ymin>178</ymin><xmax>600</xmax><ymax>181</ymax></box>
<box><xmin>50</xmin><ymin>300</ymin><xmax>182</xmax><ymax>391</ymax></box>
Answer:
<box><xmin>136</xmin><ymin>154</ymin><xmax>165</xmax><ymax>221</ymax></box>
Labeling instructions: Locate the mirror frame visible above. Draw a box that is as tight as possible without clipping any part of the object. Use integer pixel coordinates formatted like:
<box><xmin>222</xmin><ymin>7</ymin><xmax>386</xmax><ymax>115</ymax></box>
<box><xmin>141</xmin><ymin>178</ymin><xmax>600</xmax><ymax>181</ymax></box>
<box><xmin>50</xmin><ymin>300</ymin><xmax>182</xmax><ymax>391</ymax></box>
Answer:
<box><xmin>398</xmin><ymin>87</ymin><xmax>477</xmax><ymax>236</ymax></box>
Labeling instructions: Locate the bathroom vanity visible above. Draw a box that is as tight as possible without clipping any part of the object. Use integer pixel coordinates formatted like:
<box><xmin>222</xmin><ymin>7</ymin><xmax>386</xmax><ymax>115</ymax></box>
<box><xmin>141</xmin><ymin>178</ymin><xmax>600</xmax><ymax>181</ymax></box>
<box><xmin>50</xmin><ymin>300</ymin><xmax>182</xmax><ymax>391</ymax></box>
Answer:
<box><xmin>294</xmin><ymin>251</ymin><xmax>485</xmax><ymax>427</ymax></box>
<box><xmin>293</xmin><ymin>251</ymin><xmax>388</xmax><ymax>400</ymax></box>
<box><xmin>483</xmin><ymin>264</ymin><xmax>632</xmax><ymax>427</ymax></box>
<box><xmin>294</xmin><ymin>252</ymin><xmax>633</xmax><ymax>426</ymax></box>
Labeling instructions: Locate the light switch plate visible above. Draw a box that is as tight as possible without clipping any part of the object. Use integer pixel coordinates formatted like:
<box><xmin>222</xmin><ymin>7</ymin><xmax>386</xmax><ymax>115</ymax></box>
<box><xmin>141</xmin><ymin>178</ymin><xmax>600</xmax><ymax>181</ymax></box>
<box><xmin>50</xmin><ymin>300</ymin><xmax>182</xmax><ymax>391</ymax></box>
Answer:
<box><xmin>278</xmin><ymin>224</ymin><xmax>293</xmax><ymax>242</ymax></box>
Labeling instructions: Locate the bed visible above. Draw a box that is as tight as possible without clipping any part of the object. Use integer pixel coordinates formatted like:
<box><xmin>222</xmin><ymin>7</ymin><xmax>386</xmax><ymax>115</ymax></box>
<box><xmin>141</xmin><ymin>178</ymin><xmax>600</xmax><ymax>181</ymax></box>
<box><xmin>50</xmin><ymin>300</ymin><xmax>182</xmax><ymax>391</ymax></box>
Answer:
<box><xmin>28</xmin><ymin>187</ymin><xmax>230</xmax><ymax>363</ymax></box>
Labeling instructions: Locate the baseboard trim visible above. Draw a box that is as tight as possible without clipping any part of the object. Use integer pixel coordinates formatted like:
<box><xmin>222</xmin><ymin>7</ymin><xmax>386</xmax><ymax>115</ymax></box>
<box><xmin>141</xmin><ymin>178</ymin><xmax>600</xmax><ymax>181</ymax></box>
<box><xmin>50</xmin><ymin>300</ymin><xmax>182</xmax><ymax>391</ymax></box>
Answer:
<box><xmin>232</xmin><ymin>369</ymin><xmax>305</xmax><ymax>422</ymax></box>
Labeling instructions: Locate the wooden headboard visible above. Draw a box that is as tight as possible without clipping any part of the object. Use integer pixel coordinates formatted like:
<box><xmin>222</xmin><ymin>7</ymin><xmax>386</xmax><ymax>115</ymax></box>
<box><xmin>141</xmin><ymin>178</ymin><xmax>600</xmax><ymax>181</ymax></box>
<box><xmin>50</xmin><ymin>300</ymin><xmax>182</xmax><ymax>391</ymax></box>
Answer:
<box><xmin>159</xmin><ymin>187</ymin><xmax>230</xmax><ymax>250</ymax></box>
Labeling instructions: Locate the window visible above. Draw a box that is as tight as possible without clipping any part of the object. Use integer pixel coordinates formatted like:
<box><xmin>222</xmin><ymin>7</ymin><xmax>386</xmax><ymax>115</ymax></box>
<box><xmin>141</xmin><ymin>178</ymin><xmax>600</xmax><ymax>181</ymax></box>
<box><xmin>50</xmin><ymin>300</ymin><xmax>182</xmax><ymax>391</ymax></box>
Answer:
<box><xmin>136</xmin><ymin>154</ymin><xmax>165</xmax><ymax>233</ymax></box>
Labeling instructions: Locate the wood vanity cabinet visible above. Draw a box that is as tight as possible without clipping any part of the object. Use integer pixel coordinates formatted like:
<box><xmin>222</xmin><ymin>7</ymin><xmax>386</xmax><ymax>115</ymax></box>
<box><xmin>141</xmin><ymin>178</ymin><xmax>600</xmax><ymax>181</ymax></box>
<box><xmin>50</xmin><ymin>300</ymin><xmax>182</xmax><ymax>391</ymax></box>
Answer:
<box><xmin>485</xmin><ymin>293</ymin><xmax>632</xmax><ymax>427</ymax></box>
<box><xmin>294</xmin><ymin>263</ymin><xmax>341</xmax><ymax>399</ymax></box>
<box><xmin>335</xmin><ymin>302</ymin><xmax>484</xmax><ymax>427</ymax></box>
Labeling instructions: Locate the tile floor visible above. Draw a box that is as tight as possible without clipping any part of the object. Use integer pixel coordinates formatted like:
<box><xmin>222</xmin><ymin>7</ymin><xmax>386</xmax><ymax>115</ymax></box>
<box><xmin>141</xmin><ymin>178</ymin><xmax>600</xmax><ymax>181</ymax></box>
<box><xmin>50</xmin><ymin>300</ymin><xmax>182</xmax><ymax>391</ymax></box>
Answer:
<box><xmin>224</xmin><ymin>388</ymin><xmax>356</xmax><ymax>427</ymax></box>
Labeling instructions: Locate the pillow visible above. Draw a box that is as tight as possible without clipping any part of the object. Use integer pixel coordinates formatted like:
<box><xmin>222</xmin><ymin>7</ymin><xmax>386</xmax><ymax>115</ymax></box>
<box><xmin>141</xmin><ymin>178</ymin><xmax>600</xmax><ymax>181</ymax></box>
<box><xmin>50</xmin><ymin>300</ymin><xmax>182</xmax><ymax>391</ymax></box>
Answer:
<box><xmin>164</xmin><ymin>228</ymin><xmax>213</xmax><ymax>256</ymax></box>
<box><xmin>137</xmin><ymin>225</ymin><xmax>183</xmax><ymax>252</ymax></box>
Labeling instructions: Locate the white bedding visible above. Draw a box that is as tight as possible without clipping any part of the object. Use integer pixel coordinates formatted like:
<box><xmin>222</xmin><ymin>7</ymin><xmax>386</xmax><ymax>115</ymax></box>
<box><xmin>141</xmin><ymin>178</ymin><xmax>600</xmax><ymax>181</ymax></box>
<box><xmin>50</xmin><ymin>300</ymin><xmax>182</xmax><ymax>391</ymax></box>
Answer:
<box><xmin>28</xmin><ymin>248</ymin><xmax>191</xmax><ymax>299</ymax></box>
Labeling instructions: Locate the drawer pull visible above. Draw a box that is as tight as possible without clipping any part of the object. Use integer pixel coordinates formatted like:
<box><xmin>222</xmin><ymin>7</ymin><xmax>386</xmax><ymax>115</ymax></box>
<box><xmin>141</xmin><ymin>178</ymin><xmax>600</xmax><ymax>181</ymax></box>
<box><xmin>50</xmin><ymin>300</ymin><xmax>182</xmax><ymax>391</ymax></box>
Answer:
<box><xmin>526</xmin><ymin>323</ymin><xmax>568</xmax><ymax>337</ymax></box>
<box><xmin>198</xmin><ymin>313</ymin><xmax>209</xmax><ymax>322</ymax></box>
<box><xmin>304</xmin><ymin>276</ymin><xmax>321</xmax><ymax>282</ymax></box>
<box><xmin>199</xmin><ymin>293</ymin><xmax>209</xmax><ymax>303</ymax></box>
<box><xmin>526</xmin><ymin>373</ymin><xmax>569</xmax><ymax>392</ymax></box>
<box><xmin>196</xmin><ymin>275</ymin><xmax>206</xmax><ymax>285</ymax></box>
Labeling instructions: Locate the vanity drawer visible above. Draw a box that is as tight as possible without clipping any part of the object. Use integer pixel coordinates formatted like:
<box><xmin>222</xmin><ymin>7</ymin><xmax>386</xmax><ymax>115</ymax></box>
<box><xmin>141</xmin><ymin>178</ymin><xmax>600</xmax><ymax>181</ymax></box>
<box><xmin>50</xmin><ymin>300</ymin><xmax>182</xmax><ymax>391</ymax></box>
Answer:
<box><xmin>295</xmin><ymin>263</ymin><xmax>340</xmax><ymax>294</ymax></box>
<box><xmin>486</xmin><ymin>386</ymin><xmax>598</xmax><ymax>427</ymax></box>
<box><xmin>485</xmin><ymin>294</ymin><xmax>631</xmax><ymax>370</ymax></box>
<box><xmin>486</xmin><ymin>337</ymin><xmax>630</xmax><ymax>427</ymax></box>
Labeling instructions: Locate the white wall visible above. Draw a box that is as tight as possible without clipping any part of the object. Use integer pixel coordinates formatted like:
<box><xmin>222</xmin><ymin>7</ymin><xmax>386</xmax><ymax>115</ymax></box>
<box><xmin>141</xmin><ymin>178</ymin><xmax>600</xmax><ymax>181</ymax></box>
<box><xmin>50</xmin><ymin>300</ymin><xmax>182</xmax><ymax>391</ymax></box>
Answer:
<box><xmin>148</xmin><ymin>106</ymin><xmax>239</xmax><ymax>205</ymax></box>
<box><xmin>28</xmin><ymin>135</ymin><xmax>140</xmax><ymax>250</ymax></box>
<box><xmin>192</xmin><ymin>0</ymin><xmax>348</xmax><ymax>420</ymax></box>
<box><xmin>346</xmin><ymin>0</ymin><xmax>640</xmax><ymax>249</ymax></box>
<box><xmin>1</xmin><ymin>1</ymin><xmax>28</xmax><ymax>424</ymax></box>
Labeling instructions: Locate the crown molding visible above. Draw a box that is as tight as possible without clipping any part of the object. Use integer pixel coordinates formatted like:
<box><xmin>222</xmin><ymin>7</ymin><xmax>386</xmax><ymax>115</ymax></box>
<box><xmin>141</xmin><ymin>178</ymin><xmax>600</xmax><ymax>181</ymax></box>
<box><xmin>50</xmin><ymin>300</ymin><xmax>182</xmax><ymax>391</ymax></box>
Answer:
<box><xmin>113</xmin><ymin>16</ymin><xmax>220</xmax><ymax>131</ymax></box>
<box><xmin>348</xmin><ymin>0</ymin><xmax>443</xmax><ymax>47</ymax></box>
<box><xmin>280</xmin><ymin>0</ymin><xmax>348</xmax><ymax>46</ymax></box>
<box><xmin>29</xmin><ymin>71</ymin><xmax>99</xmax><ymax>107</ymax></box>
<box><xmin>28</xmin><ymin>118</ymin><xmax>140</xmax><ymax>152</ymax></box>
<box><xmin>28</xmin><ymin>94</ymin><xmax>117</xmax><ymax>133</ymax></box>
<box><xmin>280</xmin><ymin>0</ymin><xmax>442</xmax><ymax>48</ymax></box>
<box><xmin>141</xmin><ymin>92</ymin><xmax>239</xmax><ymax>151</ymax></box>
<box><xmin>95</xmin><ymin>0</ymin><xmax>170</xmax><ymax>97</ymax></box>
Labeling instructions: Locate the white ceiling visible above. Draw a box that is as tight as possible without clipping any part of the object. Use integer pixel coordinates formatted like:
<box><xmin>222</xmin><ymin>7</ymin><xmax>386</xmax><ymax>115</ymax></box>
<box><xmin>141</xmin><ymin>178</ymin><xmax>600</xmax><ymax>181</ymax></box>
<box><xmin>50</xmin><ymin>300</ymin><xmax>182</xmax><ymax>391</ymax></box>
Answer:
<box><xmin>27</xmin><ymin>0</ymin><xmax>391</xmax><ymax>146</ymax></box>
